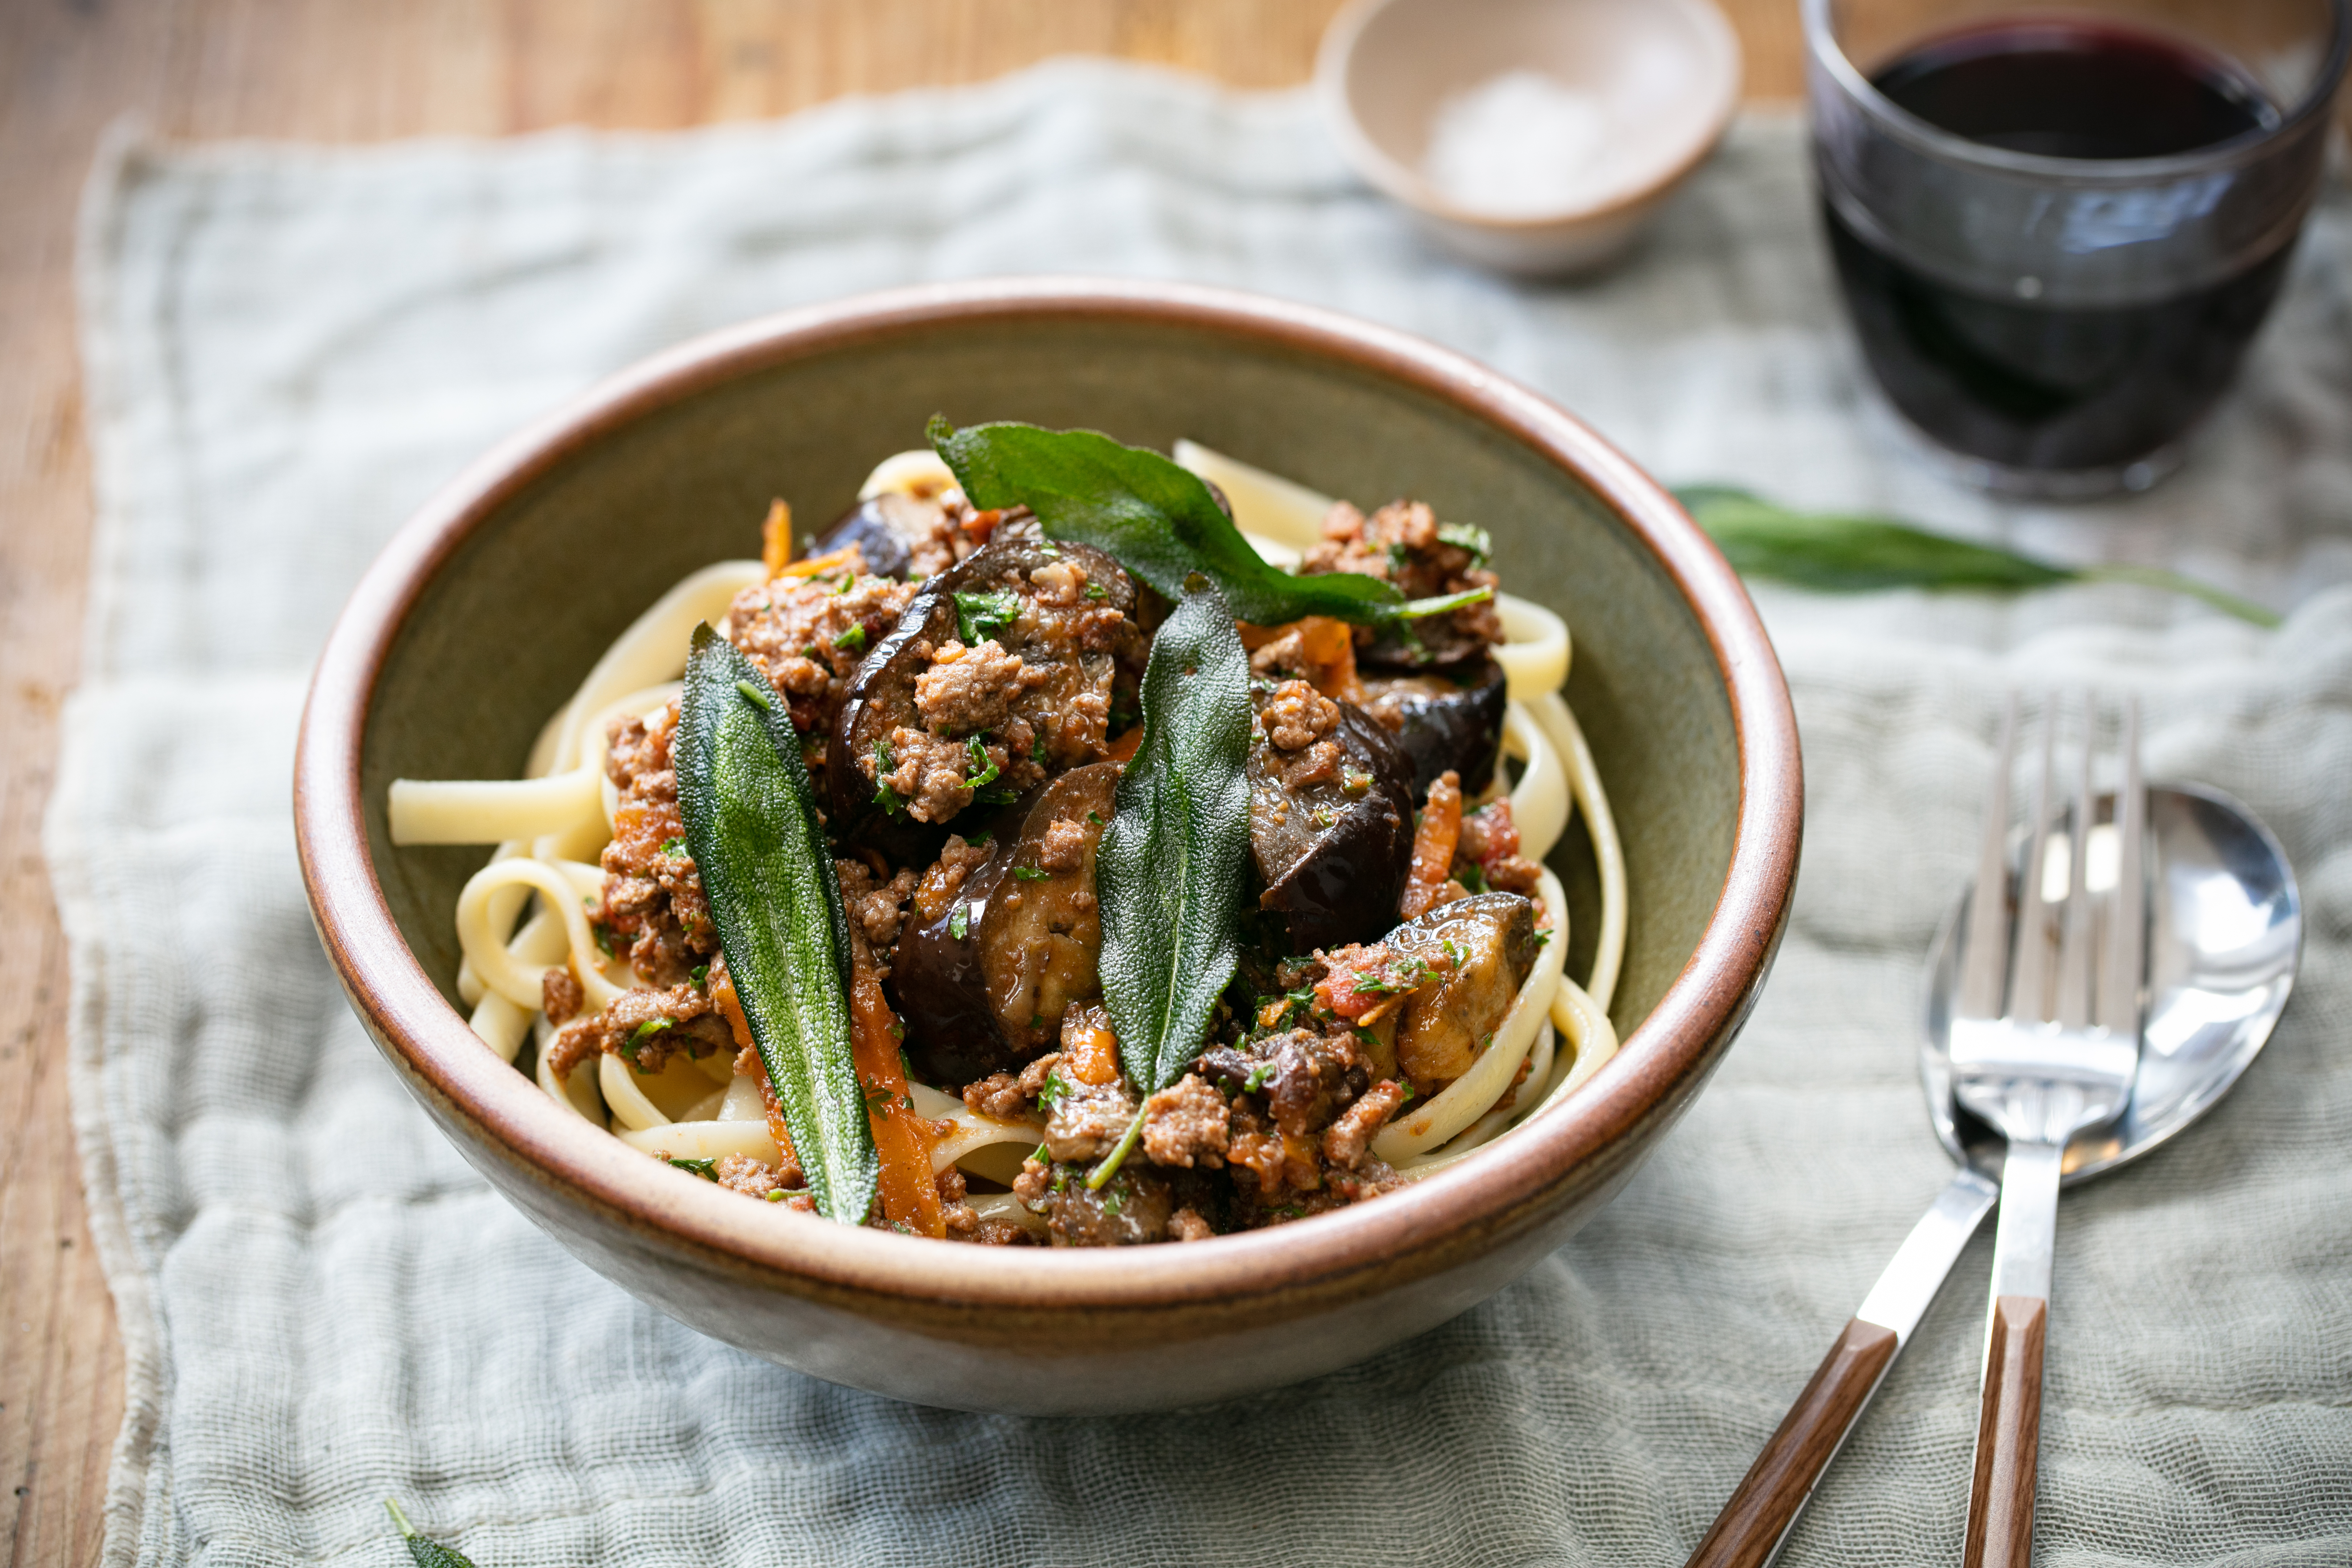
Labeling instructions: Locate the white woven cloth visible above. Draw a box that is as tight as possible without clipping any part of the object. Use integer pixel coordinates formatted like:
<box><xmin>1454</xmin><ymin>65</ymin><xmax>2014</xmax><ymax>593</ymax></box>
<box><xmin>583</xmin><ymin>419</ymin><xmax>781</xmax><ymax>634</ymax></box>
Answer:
<box><xmin>55</xmin><ymin>60</ymin><xmax>2352</xmax><ymax>1567</ymax></box>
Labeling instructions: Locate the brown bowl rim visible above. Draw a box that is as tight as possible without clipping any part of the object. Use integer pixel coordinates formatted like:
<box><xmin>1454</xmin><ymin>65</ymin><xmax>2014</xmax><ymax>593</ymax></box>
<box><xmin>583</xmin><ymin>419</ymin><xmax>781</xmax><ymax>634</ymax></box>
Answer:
<box><xmin>293</xmin><ymin>275</ymin><xmax>1800</xmax><ymax>1315</ymax></box>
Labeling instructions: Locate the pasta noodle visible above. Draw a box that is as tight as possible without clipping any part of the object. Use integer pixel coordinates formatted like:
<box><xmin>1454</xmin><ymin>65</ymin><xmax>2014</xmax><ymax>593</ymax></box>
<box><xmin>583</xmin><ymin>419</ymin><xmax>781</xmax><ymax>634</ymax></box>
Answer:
<box><xmin>395</xmin><ymin>436</ymin><xmax>1633</xmax><ymax>1236</ymax></box>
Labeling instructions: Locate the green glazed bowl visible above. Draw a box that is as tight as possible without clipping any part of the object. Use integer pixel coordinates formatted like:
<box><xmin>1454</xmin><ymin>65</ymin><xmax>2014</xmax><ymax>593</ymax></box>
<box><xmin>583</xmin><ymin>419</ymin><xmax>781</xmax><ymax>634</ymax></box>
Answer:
<box><xmin>295</xmin><ymin>277</ymin><xmax>1800</xmax><ymax>1415</ymax></box>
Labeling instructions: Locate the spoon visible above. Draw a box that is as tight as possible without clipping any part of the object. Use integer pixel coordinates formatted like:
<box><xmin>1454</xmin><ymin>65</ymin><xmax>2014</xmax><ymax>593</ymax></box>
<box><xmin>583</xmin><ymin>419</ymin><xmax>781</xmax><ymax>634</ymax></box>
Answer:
<box><xmin>1685</xmin><ymin>781</ymin><xmax>2301</xmax><ymax>1568</ymax></box>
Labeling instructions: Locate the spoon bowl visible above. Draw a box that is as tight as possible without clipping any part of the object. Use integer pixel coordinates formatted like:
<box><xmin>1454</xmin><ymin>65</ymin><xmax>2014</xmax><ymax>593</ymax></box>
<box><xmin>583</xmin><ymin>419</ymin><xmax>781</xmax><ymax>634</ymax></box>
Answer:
<box><xmin>1923</xmin><ymin>781</ymin><xmax>2302</xmax><ymax>1184</ymax></box>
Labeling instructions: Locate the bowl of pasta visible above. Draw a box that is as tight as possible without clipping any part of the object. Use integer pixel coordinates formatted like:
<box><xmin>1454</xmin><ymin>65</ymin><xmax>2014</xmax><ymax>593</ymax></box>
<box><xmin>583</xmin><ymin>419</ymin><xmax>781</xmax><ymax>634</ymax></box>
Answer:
<box><xmin>294</xmin><ymin>277</ymin><xmax>1800</xmax><ymax>1414</ymax></box>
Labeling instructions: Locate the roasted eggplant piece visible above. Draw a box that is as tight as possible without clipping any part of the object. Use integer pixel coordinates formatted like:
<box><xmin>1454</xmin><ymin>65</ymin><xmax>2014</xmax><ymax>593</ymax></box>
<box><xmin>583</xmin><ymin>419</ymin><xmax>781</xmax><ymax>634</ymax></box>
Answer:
<box><xmin>805</xmin><ymin>491</ymin><xmax>945</xmax><ymax>580</ymax></box>
<box><xmin>1357</xmin><ymin>614</ymin><xmax>1493</xmax><ymax>671</ymax></box>
<box><xmin>1358</xmin><ymin>657</ymin><xmax>1508</xmax><ymax>795</ymax></box>
<box><xmin>828</xmin><ymin>535</ymin><xmax>1144</xmax><ymax>859</ymax></box>
<box><xmin>1381</xmin><ymin>893</ymin><xmax>1539</xmax><ymax>1094</ymax></box>
<box><xmin>1248</xmin><ymin>699</ymin><xmax>1415</xmax><ymax>953</ymax></box>
<box><xmin>893</xmin><ymin>763</ymin><xmax>1121</xmax><ymax>1084</ymax></box>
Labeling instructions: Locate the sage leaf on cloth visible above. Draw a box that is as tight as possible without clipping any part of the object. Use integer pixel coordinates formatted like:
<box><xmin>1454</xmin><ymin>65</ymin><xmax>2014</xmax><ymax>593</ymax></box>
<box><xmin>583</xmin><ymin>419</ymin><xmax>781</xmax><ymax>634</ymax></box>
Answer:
<box><xmin>1095</xmin><ymin>584</ymin><xmax>1255</xmax><ymax>1106</ymax></box>
<box><xmin>385</xmin><ymin>1500</ymin><xmax>480</xmax><ymax>1568</ymax></box>
<box><xmin>930</xmin><ymin>418</ymin><xmax>1487</xmax><ymax>627</ymax></box>
<box><xmin>676</xmin><ymin>622</ymin><xmax>878</xmax><ymax>1225</ymax></box>
<box><xmin>1678</xmin><ymin>485</ymin><xmax>2282</xmax><ymax>627</ymax></box>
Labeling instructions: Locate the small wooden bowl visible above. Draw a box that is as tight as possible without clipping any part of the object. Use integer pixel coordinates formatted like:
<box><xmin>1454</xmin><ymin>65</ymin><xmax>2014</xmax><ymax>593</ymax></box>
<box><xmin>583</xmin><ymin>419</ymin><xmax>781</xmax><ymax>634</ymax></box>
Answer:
<box><xmin>1318</xmin><ymin>0</ymin><xmax>1743</xmax><ymax>275</ymax></box>
<box><xmin>294</xmin><ymin>278</ymin><xmax>1799</xmax><ymax>1415</ymax></box>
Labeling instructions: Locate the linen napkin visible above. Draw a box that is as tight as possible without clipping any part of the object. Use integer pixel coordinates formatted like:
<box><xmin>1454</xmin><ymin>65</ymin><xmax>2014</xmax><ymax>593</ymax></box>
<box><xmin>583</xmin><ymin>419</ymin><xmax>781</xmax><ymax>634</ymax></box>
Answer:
<box><xmin>56</xmin><ymin>60</ymin><xmax>2352</xmax><ymax>1567</ymax></box>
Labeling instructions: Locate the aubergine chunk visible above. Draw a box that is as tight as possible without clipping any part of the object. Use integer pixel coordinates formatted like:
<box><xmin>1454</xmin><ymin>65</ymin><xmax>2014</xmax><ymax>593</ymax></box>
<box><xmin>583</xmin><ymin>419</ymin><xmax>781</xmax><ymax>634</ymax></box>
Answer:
<box><xmin>1246</xmin><ymin>680</ymin><xmax>1415</xmax><ymax>953</ymax></box>
<box><xmin>1046</xmin><ymin>1162</ymin><xmax>1173</xmax><ymax>1246</ymax></box>
<box><xmin>1382</xmin><ymin>893</ymin><xmax>1539</xmax><ymax>1094</ymax></box>
<box><xmin>1359</xmin><ymin>657</ymin><xmax>1508</xmax><ymax>795</ymax></box>
<box><xmin>806</xmin><ymin>490</ymin><xmax>968</xmax><ymax>581</ymax></box>
<box><xmin>828</xmin><ymin>535</ymin><xmax>1147</xmax><ymax>850</ymax></box>
<box><xmin>893</xmin><ymin>763</ymin><xmax>1121</xmax><ymax>1084</ymax></box>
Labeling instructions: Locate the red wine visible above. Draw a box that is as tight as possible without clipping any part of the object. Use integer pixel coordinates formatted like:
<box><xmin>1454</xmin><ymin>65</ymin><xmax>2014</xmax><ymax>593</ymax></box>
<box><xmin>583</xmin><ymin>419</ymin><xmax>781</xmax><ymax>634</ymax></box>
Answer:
<box><xmin>1825</xmin><ymin>21</ymin><xmax>2288</xmax><ymax>476</ymax></box>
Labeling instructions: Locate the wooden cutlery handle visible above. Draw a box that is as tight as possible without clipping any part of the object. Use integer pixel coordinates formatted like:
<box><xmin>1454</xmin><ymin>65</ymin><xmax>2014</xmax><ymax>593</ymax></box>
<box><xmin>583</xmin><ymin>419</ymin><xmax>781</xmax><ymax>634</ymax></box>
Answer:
<box><xmin>1684</xmin><ymin>1318</ymin><xmax>1898</xmax><ymax>1568</ymax></box>
<box><xmin>1964</xmin><ymin>1295</ymin><xmax>2047</xmax><ymax>1568</ymax></box>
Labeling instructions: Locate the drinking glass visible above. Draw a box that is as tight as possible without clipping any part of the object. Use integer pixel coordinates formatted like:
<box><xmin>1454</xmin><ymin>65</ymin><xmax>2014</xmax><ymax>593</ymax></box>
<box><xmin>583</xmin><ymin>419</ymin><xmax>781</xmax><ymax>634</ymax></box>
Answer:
<box><xmin>1806</xmin><ymin>0</ymin><xmax>2349</xmax><ymax>497</ymax></box>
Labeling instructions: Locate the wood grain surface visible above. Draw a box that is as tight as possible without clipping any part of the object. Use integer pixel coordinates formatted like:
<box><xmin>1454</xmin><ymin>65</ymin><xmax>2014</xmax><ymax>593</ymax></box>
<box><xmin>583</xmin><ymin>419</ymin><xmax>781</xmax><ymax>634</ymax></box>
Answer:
<box><xmin>1683</xmin><ymin>1316</ymin><xmax>1899</xmax><ymax>1568</ymax></box>
<box><xmin>0</xmin><ymin>0</ymin><xmax>2331</xmax><ymax>1562</ymax></box>
<box><xmin>1964</xmin><ymin>1294</ymin><xmax>2049</xmax><ymax>1568</ymax></box>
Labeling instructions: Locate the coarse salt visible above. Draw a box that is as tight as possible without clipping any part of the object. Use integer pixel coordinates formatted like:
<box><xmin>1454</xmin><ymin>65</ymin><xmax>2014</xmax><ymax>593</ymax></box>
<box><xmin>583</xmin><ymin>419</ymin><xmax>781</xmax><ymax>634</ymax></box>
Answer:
<box><xmin>1421</xmin><ymin>45</ymin><xmax>1702</xmax><ymax>219</ymax></box>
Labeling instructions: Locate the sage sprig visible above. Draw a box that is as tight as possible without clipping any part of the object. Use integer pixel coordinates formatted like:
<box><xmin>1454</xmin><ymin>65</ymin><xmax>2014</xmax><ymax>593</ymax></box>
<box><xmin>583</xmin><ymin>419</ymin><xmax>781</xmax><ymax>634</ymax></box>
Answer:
<box><xmin>385</xmin><ymin>1500</ymin><xmax>479</xmax><ymax>1568</ymax></box>
<box><xmin>930</xmin><ymin>418</ymin><xmax>1489</xmax><ymax>627</ymax></box>
<box><xmin>1677</xmin><ymin>486</ymin><xmax>2281</xmax><ymax>628</ymax></box>
<box><xmin>676</xmin><ymin>623</ymin><xmax>878</xmax><ymax>1225</ymax></box>
<box><xmin>1091</xmin><ymin>584</ymin><xmax>1255</xmax><ymax>1186</ymax></box>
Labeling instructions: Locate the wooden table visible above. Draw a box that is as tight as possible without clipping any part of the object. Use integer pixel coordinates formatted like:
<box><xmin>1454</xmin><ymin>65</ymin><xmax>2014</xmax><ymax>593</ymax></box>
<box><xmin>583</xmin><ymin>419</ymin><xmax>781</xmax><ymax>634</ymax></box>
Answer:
<box><xmin>21</xmin><ymin>0</ymin><xmax>2293</xmax><ymax>1559</ymax></box>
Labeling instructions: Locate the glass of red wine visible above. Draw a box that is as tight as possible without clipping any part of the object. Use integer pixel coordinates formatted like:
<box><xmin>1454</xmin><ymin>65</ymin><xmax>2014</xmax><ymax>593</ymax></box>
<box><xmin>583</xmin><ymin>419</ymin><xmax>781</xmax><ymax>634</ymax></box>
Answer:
<box><xmin>1806</xmin><ymin>0</ymin><xmax>2349</xmax><ymax>497</ymax></box>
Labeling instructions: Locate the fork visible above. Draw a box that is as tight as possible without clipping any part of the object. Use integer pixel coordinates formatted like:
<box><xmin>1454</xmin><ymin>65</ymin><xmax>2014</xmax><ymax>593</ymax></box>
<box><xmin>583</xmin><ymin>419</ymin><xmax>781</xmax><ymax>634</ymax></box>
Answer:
<box><xmin>1950</xmin><ymin>693</ymin><xmax>2144</xmax><ymax>1568</ymax></box>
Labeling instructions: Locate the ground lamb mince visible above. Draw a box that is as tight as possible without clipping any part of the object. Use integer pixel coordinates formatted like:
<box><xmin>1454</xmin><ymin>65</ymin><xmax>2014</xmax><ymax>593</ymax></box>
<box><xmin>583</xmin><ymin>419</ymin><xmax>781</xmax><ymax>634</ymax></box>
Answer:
<box><xmin>552</xmin><ymin>490</ymin><xmax>1535</xmax><ymax>1246</ymax></box>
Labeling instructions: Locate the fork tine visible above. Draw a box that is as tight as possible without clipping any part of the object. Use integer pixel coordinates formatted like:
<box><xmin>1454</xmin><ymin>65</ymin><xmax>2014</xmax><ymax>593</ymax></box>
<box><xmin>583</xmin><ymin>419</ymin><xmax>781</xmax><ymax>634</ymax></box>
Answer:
<box><xmin>2055</xmin><ymin>693</ymin><xmax>2098</xmax><ymax>1029</ymax></box>
<box><xmin>2099</xmin><ymin>698</ymin><xmax>2145</xmax><ymax>1036</ymax></box>
<box><xmin>1958</xmin><ymin>694</ymin><xmax>2019</xmax><ymax>1019</ymax></box>
<box><xmin>2008</xmin><ymin>696</ymin><xmax>2059</xmax><ymax>1022</ymax></box>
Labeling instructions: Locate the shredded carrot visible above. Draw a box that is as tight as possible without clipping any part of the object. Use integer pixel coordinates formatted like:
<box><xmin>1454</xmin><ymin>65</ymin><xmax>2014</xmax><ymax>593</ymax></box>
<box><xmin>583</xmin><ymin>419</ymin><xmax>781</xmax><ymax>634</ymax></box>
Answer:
<box><xmin>776</xmin><ymin>542</ymin><xmax>860</xmax><ymax>581</ymax></box>
<box><xmin>1400</xmin><ymin>770</ymin><xmax>1463</xmax><ymax>919</ymax></box>
<box><xmin>760</xmin><ymin>500</ymin><xmax>795</xmax><ymax>579</ymax></box>
<box><xmin>1236</xmin><ymin>616</ymin><xmax>1364</xmax><ymax>705</ymax></box>
<box><xmin>1105</xmin><ymin>726</ymin><xmax>1144</xmax><ymax>763</ymax></box>
<box><xmin>1063</xmin><ymin>1015</ymin><xmax>1121</xmax><ymax>1086</ymax></box>
<box><xmin>710</xmin><ymin>965</ymin><xmax>753</xmax><ymax>1050</ymax></box>
<box><xmin>847</xmin><ymin>933</ymin><xmax>946</xmax><ymax>1237</ymax></box>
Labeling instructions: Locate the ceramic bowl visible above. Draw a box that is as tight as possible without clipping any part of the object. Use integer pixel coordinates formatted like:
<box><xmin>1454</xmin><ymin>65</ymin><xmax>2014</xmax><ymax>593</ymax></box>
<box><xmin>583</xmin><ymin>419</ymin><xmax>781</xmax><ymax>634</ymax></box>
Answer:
<box><xmin>1318</xmin><ymin>0</ymin><xmax>1743</xmax><ymax>275</ymax></box>
<box><xmin>295</xmin><ymin>277</ymin><xmax>1799</xmax><ymax>1416</ymax></box>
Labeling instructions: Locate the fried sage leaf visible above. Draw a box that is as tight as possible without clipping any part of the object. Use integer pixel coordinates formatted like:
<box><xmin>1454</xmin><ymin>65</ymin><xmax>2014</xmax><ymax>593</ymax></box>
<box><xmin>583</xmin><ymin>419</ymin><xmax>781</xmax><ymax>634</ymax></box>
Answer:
<box><xmin>676</xmin><ymin>622</ymin><xmax>878</xmax><ymax>1225</ymax></box>
<box><xmin>1095</xmin><ymin>584</ymin><xmax>1255</xmax><ymax>1109</ymax></box>
<box><xmin>1678</xmin><ymin>486</ymin><xmax>2281</xmax><ymax>628</ymax></box>
<box><xmin>385</xmin><ymin>1500</ymin><xmax>479</xmax><ymax>1568</ymax></box>
<box><xmin>930</xmin><ymin>418</ymin><xmax>1487</xmax><ymax>628</ymax></box>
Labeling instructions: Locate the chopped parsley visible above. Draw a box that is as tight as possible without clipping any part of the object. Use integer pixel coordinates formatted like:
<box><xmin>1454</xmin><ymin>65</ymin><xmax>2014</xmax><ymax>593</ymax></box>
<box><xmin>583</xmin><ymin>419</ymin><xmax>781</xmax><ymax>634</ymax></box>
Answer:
<box><xmin>1101</xmin><ymin>1185</ymin><xmax>1123</xmax><ymax>1216</ymax></box>
<box><xmin>690</xmin><ymin>963</ymin><xmax>710</xmax><ymax>988</ymax></box>
<box><xmin>1037</xmin><ymin>1069</ymin><xmax>1073</xmax><ymax>1114</ymax></box>
<box><xmin>1340</xmin><ymin>770</ymin><xmax>1373</xmax><ymax>799</ymax></box>
<box><xmin>667</xmin><ymin>1157</ymin><xmax>720</xmax><ymax>1181</ymax></box>
<box><xmin>1084</xmin><ymin>582</ymin><xmax>1109</xmax><ymax>601</ymax></box>
<box><xmin>837</xmin><ymin>573</ymin><xmax>856</xmax><ymax>595</ymax></box>
<box><xmin>1030</xmin><ymin>734</ymin><xmax>1048</xmax><ymax>765</ymax></box>
<box><xmin>1086</xmin><ymin>811</ymin><xmax>1104</xmax><ymax>826</ymax></box>
<box><xmin>1458</xmin><ymin>862</ymin><xmax>1489</xmax><ymax>894</ymax></box>
<box><xmin>1013</xmin><ymin>866</ymin><xmax>1050</xmax><ymax>882</ymax></box>
<box><xmin>1243</xmin><ymin>1062</ymin><xmax>1274</xmax><ymax>1093</ymax></box>
<box><xmin>1386</xmin><ymin>541</ymin><xmax>1411</xmax><ymax>573</ymax></box>
<box><xmin>620</xmin><ymin>1017</ymin><xmax>672</xmax><ymax>1069</ymax></box>
<box><xmin>832</xmin><ymin>623</ymin><xmax>867</xmax><ymax>653</ymax></box>
<box><xmin>592</xmin><ymin>923</ymin><xmax>616</xmax><ymax>960</ymax></box>
<box><xmin>872</xmin><ymin>737</ymin><xmax>906</xmax><ymax>814</ymax></box>
<box><xmin>662</xmin><ymin>837</ymin><xmax>686</xmax><ymax>857</ymax></box>
<box><xmin>734</xmin><ymin>679</ymin><xmax>772</xmax><ymax>711</ymax></box>
<box><xmin>966</xmin><ymin>830</ymin><xmax>993</xmax><ymax>848</ymax></box>
<box><xmin>1032</xmin><ymin>1143</ymin><xmax>1049</xmax><ymax>1164</ymax></box>
<box><xmin>947</xmin><ymin>905</ymin><xmax>969</xmax><ymax>941</ymax></box>
<box><xmin>963</xmin><ymin>735</ymin><xmax>1001</xmax><ymax>792</ymax></box>
<box><xmin>954</xmin><ymin>588</ymin><xmax>1022</xmax><ymax>645</ymax></box>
